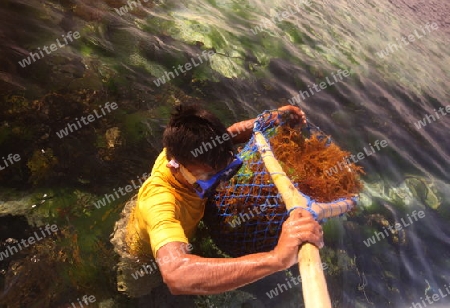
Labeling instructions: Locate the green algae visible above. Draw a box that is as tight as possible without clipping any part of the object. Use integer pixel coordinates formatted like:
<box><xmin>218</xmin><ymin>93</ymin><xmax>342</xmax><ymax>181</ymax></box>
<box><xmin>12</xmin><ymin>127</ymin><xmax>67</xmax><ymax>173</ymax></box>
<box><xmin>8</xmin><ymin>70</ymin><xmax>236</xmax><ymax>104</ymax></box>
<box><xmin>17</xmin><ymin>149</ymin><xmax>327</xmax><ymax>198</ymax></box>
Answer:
<box><xmin>27</xmin><ymin>149</ymin><xmax>59</xmax><ymax>186</ymax></box>
<box><xmin>121</xmin><ymin>111</ymin><xmax>155</xmax><ymax>144</ymax></box>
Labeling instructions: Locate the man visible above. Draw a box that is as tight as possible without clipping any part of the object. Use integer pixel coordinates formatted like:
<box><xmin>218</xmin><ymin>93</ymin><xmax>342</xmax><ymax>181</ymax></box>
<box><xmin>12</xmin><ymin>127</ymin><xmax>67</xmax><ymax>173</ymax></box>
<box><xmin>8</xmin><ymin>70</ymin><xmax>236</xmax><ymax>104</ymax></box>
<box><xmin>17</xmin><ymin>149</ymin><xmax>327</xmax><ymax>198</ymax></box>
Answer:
<box><xmin>111</xmin><ymin>104</ymin><xmax>325</xmax><ymax>307</ymax></box>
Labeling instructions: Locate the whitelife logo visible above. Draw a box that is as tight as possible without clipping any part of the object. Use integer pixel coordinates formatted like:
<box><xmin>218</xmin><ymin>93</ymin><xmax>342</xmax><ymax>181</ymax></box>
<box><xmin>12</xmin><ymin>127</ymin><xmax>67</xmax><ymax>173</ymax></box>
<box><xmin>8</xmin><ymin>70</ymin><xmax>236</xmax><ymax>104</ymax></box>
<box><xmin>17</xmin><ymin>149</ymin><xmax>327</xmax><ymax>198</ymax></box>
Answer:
<box><xmin>153</xmin><ymin>50</ymin><xmax>215</xmax><ymax>87</ymax></box>
<box><xmin>414</xmin><ymin>105</ymin><xmax>450</xmax><ymax>130</ymax></box>
<box><xmin>376</xmin><ymin>22</ymin><xmax>439</xmax><ymax>59</ymax></box>
<box><xmin>325</xmin><ymin>140</ymin><xmax>388</xmax><ymax>176</ymax></box>
<box><xmin>287</xmin><ymin>68</ymin><xmax>351</xmax><ymax>106</ymax></box>
<box><xmin>409</xmin><ymin>280</ymin><xmax>450</xmax><ymax>308</ymax></box>
<box><xmin>266</xmin><ymin>262</ymin><xmax>329</xmax><ymax>299</ymax></box>
<box><xmin>0</xmin><ymin>224</ymin><xmax>58</xmax><ymax>261</ymax></box>
<box><xmin>69</xmin><ymin>295</ymin><xmax>96</xmax><ymax>308</ymax></box>
<box><xmin>227</xmin><ymin>201</ymin><xmax>277</xmax><ymax>228</ymax></box>
<box><xmin>131</xmin><ymin>243</ymin><xmax>193</xmax><ymax>280</ymax></box>
<box><xmin>0</xmin><ymin>154</ymin><xmax>21</xmax><ymax>171</ymax></box>
<box><xmin>92</xmin><ymin>172</ymin><xmax>149</xmax><ymax>209</ymax></box>
<box><xmin>249</xmin><ymin>0</ymin><xmax>311</xmax><ymax>36</ymax></box>
<box><xmin>56</xmin><ymin>102</ymin><xmax>118</xmax><ymax>139</ymax></box>
<box><xmin>190</xmin><ymin>120</ymin><xmax>254</xmax><ymax>158</ymax></box>
<box><xmin>18</xmin><ymin>31</ymin><xmax>81</xmax><ymax>68</ymax></box>
<box><xmin>114</xmin><ymin>0</ymin><xmax>150</xmax><ymax>16</ymax></box>
<box><xmin>363</xmin><ymin>210</ymin><xmax>425</xmax><ymax>247</ymax></box>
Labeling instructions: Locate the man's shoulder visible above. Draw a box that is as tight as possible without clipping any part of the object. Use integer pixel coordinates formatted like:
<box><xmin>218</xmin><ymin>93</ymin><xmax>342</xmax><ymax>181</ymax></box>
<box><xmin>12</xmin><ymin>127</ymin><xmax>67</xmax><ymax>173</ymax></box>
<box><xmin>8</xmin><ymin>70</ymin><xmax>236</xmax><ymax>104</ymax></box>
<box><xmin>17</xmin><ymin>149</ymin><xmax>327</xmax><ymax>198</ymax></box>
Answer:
<box><xmin>138</xmin><ymin>181</ymin><xmax>176</xmax><ymax>207</ymax></box>
<box><xmin>149</xmin><ymin>148</ymin><xmax>169</xmax><ymax>175</ymax></box>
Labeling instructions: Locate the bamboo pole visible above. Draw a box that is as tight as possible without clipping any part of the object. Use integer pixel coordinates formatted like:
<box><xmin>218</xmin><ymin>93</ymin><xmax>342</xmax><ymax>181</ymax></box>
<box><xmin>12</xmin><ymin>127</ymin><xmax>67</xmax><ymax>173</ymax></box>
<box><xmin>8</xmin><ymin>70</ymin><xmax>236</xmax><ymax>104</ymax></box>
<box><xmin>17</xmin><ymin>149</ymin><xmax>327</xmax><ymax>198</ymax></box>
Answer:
<box><xmin>254</xmin><ymin>131</ymin><xmax>332</xmax><ymax>308</ymax></box>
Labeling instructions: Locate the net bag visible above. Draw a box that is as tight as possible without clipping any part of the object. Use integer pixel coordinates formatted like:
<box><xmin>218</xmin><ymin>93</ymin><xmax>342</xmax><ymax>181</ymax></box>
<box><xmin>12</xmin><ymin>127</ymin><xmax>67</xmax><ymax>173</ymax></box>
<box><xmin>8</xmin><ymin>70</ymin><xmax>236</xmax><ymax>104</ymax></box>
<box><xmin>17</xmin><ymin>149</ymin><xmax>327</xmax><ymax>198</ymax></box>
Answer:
<box><xmin>203</xmin><ymin>110</ymin><xmax>364</xmax><ymax>257</ymax></box>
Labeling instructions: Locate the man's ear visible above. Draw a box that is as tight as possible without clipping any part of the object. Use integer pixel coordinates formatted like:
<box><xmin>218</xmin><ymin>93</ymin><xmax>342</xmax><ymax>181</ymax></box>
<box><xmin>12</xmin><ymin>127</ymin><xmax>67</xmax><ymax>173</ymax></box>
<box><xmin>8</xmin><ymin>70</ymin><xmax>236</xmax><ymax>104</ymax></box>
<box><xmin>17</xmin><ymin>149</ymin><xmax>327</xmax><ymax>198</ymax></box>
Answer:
<box><xmin>166</xmin><ymin>159</ymin><xmax>180</xmax><ymax>169</ymax></box>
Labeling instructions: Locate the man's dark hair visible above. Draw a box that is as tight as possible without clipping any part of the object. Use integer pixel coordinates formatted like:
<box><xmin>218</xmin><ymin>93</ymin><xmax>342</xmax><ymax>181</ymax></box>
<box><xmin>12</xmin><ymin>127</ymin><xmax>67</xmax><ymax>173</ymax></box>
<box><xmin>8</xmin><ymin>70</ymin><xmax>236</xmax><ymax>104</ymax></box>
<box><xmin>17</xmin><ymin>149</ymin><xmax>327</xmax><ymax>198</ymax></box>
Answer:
<box><xmin>163</xmin><ymin>104</ymin><xmax>234</xmax><ymax>170</ymax></box>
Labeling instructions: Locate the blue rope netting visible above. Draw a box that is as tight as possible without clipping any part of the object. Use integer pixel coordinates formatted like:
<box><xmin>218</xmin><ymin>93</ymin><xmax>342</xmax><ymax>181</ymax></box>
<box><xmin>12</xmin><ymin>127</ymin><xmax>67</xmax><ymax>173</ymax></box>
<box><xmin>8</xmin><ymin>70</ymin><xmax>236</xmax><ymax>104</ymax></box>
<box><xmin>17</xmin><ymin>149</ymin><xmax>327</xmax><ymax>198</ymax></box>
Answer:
<box><xmin>203</xmin><ymin>110</ymin><xmax>341</xmax><ymax>257</ymax></box>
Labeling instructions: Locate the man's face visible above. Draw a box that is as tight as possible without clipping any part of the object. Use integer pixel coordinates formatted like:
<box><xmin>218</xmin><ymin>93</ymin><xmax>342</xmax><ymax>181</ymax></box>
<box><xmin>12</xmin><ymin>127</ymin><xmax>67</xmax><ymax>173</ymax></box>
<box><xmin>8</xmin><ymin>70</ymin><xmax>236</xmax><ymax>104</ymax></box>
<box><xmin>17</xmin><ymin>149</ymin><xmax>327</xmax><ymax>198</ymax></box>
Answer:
<box><xmin>181</xmin><ymin>163</ymin><xmax>218</xmax><ymax>183</ymax></box>
<box><xmin>168</xmin><ymin>155</ymin><xmax>241</xmax><ymax>198</ymax></box>
<box><xmin>168</xmin><ymin>161</ymin><xmax>219</xmax><ymax>191</ymax></box>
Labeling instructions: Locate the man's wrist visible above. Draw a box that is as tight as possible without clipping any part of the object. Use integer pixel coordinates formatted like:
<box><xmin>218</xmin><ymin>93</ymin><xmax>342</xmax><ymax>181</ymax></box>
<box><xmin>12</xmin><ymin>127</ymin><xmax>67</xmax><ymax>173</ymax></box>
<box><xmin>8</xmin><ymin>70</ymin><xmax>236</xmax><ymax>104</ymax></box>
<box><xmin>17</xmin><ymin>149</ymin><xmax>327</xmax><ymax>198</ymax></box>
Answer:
<box><xmin>227</xmin><ymin>119</ymin><xmax>255</xmax><ymax>144</ymax></box>
<box><xmin>269</xmin><ymin>248</ymin><xmax>291</xmax><ymax>271</ymax></box>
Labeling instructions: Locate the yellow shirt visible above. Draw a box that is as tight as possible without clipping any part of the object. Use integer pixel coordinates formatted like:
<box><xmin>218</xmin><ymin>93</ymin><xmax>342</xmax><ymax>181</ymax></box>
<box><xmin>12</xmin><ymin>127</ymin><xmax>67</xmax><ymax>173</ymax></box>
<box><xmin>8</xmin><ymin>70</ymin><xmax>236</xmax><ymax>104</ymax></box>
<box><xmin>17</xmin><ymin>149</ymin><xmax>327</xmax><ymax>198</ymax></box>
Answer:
<box><xmin>125</xmin><ymin>149</ymin><xmax>206</xmax><ymax>258</ymax></box>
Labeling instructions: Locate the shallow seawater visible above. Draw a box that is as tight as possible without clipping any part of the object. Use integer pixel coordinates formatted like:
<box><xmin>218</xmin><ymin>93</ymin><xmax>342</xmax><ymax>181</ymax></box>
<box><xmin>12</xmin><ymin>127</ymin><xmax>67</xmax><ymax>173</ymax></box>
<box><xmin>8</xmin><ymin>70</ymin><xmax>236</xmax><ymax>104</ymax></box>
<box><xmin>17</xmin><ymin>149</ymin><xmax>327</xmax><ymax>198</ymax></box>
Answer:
<box><xmin>0</xmin><ymin>0</ymin><xmax>449</xmax><ymax>307</ymax></box>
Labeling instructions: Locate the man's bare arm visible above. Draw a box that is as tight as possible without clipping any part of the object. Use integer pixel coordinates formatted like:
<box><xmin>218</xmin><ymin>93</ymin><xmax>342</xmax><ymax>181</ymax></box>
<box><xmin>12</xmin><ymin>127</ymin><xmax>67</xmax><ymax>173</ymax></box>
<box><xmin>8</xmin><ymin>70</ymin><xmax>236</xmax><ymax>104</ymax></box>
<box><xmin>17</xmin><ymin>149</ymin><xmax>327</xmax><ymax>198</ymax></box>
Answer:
<box><xmin>156</xmin><ymin>210</ymin><xmax>322</xmax><ymax>295</ymax></box>
<box><xmin>226</xmin><ymin>105</ymin><xmax>306</xmax><ymax>144</ymax></box>
<box><xmin>158</xmin><ymin>242</ymin><xmax>281</xmax><ymax>295</ymax></box>
<box><xmin>227</xmin><ymin>119</ymin><xmax>255</xmax><ymax>144</ymax></box>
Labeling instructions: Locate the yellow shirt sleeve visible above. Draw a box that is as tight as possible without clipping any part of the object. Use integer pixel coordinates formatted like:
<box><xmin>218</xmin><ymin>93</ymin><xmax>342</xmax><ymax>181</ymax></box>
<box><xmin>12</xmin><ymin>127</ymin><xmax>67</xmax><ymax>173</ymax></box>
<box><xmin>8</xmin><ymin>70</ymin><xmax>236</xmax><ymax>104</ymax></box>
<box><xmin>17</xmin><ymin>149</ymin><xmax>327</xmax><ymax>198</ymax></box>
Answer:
<box><xmin>129</xmin><ymin>149</ymin><xmax>206</xmax><ymax>259</ymax></box>
<box><xmin>138</xmin><ymin>186</ymin><xmax>189</xmax><ymax>257</ymax></box>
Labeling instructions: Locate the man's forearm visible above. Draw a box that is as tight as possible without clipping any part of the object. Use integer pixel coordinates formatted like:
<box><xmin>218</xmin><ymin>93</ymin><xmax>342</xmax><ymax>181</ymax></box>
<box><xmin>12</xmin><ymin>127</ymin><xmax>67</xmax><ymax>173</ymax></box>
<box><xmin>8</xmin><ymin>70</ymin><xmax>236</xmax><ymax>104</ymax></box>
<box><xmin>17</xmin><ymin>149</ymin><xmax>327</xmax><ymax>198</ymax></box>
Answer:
<box><xmin>227</xmin><ymin>119</ymin><xmax>255</xmax><ymax>144</ymax></box>
<box><xmin>163</xmin><ymin>250</ymin><xmax>283</xmax><ymax>295</ymax></box>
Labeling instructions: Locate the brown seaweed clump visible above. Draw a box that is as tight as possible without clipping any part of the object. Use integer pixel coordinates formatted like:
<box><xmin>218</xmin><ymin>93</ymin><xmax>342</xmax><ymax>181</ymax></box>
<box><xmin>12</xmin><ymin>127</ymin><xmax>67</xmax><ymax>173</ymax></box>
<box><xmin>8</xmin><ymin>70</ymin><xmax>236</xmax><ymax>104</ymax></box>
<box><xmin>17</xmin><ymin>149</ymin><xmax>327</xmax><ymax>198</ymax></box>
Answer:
<box><xmin>204</xmin><ymin>124</ymin><xmax>365</xmax><ymax>257</ymax></box>
<box><xmin>270</xmin><ymin>125</ymin><xmax>364</xmax><ymax>203</ymax></box>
